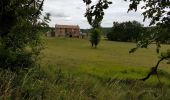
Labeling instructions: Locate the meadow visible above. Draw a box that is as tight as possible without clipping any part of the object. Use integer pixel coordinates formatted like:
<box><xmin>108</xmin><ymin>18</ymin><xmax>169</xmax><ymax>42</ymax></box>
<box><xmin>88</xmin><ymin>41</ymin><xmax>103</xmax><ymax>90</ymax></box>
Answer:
<box><xmin>22</xmin><ymin>37</ymin><xmax>170</xmax><ymax>100</ymax></box>
<box><xmin>42</xmin><ymin>37</ymin><xmax>170</xmax><ymax>82</ymax></box>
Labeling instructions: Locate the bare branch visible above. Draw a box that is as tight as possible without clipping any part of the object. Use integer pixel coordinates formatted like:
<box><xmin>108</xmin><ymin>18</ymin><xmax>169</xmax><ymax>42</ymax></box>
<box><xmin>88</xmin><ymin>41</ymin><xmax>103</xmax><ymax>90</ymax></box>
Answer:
<box><xmin>140</xmin><ymin>57</ymin><xmax>166</xmax><ymax>82</ymax></box>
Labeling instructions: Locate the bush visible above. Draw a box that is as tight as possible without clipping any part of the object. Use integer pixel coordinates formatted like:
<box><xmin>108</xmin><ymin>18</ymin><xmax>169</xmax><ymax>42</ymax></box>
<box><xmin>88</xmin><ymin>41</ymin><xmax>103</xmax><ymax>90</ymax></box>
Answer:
<box><xmin>0</xmin><ymin>47</ymin><xmax>37</xmax><ymax>71</ymax></box>
<box><xmin>0</xmin><ymin>0</ymin><xmax>47</xmax><ymax>71</ymax></box>
<box><xmin>89</xmin><ymin>28</ymin><xmax>102</xmax><ymax>48</ymax></box>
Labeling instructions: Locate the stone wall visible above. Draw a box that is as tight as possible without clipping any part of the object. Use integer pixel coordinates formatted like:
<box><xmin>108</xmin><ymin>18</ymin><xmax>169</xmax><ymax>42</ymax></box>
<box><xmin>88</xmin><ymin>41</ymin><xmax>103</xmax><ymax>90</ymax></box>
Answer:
<box><xmin>55</xmin><ymin>25</ymin><xmax>80</xmax><ymax>37</ymax></box>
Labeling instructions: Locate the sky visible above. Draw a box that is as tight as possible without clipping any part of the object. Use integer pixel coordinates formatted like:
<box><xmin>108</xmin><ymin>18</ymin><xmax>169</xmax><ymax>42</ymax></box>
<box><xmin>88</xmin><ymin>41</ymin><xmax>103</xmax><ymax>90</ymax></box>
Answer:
<box><xmin>43</xmin><ymin>0</ymin><xmax>151</xmax><ymax>29</ymax></box>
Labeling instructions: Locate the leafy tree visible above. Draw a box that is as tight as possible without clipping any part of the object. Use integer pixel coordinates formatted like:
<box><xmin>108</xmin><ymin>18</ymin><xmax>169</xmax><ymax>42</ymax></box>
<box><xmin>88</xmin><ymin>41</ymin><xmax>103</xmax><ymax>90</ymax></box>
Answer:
<box><xmin>90</xmin><ymin>28</ymin><xmax>101</xmax><ymax>48</ymax></box>
<box><xmin>0</xmin><ymin>0</ymin><xmax>50</xmax><ymax>70</ymax></box>
<box><xmin>107</xmin><ymin>21</ymin><xmax>143</xmax><ymax>42</ymax></box>
<box><xmin>131</xmin><ymin>21</ymin><xmax>144</xmax><ymax>42</ymax></box>
<box><xmin>83</xmin><ymin>0</ymin><xmax>111</xmax><ymax>47</ymax></box>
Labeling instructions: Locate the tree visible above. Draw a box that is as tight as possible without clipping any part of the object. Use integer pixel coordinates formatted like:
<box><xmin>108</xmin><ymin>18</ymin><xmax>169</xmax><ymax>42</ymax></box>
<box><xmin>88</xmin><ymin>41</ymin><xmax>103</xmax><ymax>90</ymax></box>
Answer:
<box><xmin>83</xmin><ymin>0</ymin><xmax>170</xmax><ymax>82</ymax></box>
<box><xmin>90</xmin><ymin>28</ymin><xmax>101</xmax><ymax>48</ymax></box>
<box><xmin>131</xmin><ymin>21</ymin><xmax>144</xmax><ymax>42</ymax></box>
<box><xmin>83</xmin><ymin>0</ymin><xmax>111</xmax><ymax>47</ymax></box>
<box><xmin>107</xmin><ymin>21</ymin><xmax>143</xmax><ymax>42</ymax></box>
<box><xmin>0</xmin><ymin>0</ymin><xmax>50</xmax><ymax>70</ymax></box>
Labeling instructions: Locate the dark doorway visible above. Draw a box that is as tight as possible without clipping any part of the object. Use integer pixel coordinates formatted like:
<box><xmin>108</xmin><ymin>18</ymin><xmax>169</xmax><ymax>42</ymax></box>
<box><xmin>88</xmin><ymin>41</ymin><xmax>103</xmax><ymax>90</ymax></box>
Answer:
<box><xmin>51</xmin><ymin>30</ymin><xmax>55</xmax><ymax>37</ymax></box>
<box><xmin>69</xmin><ymin>34</ymin><xmax>72</xmax><ymax>37</ymax></box>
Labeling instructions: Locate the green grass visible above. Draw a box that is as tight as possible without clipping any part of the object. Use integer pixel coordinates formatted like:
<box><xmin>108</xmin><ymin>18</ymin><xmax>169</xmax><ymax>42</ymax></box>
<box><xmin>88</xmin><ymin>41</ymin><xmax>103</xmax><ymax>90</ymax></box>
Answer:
<box><xmin>41</xmin><ymin>37</ymin><xmax>170</xmax><ymax>84</ymax></box>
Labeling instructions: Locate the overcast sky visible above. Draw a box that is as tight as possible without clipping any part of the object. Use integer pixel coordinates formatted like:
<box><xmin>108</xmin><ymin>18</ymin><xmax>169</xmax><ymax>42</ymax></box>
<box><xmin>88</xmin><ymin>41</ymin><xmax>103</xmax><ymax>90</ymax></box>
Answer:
<box><xmin>43</xmin><ymin>0</ymin><xmax>150</xmax><ymax>29</ymax></box>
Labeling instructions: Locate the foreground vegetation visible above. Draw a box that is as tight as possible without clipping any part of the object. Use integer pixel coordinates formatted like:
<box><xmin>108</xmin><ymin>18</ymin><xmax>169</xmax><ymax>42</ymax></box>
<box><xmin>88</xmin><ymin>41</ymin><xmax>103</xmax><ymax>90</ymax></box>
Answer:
<box><xmin>1</xmin><ymin>38</ymin><xmax>170</xmax><ymax>99</ymax></box>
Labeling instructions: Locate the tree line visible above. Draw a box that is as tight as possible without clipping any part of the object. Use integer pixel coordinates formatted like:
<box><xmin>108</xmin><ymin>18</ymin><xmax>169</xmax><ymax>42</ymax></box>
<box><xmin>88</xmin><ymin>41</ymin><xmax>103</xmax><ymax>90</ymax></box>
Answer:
<box><xmin>106</xmin><ymin>21</ymin><xmax>170</xmax><ymax>44</ymax></box>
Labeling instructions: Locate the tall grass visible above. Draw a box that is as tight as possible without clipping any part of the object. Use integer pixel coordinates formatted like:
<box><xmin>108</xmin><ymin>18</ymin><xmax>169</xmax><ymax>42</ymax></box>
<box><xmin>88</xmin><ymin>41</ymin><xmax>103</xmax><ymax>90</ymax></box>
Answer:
<box><xmin>0</xmin><ymin>66</ymin><xmax>170</xmax><ymax>100</ymax></box>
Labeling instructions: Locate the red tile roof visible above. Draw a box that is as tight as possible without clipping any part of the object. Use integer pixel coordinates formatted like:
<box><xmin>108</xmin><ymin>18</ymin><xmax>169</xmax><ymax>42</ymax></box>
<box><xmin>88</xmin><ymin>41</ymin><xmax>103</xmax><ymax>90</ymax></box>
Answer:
<box><xmin>55</xmin><ymin>24</ymin><xmax>80</xmax><ymax>29</ymax></box>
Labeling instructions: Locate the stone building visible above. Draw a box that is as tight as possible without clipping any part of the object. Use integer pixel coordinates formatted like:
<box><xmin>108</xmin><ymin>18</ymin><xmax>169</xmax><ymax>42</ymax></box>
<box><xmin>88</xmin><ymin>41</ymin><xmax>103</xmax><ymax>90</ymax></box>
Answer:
<box><xmin>55</xmin><ymin>24</ymin><xmax>80</xmax><ymax>37</ymax></box>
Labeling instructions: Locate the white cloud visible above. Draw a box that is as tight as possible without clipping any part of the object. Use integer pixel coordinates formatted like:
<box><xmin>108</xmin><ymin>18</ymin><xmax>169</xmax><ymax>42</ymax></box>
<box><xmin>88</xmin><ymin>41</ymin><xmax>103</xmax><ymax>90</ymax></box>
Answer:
<box><xmin>43</xmin><ymin>0</ymin><xmax>150</xmax><ymax>29</ymax></box>
<box><xmin>51</xmin><ymin>12</ymin><xmax>69</xmax><ymax>18</ymax></box>
<box><xmin>65</xmin><ymin>17</ymin><xmax>73</xmax><ymax>21</ymax></box>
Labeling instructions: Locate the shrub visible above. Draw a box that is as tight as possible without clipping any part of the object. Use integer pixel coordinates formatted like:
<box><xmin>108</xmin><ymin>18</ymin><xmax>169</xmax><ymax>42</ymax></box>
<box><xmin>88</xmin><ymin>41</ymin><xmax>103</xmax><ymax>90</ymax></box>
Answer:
<box><xmin>0</xmin><ymin>0</ymin><xmax>48</xmax><ymax>71</ymax></box>
<box><xmin>89</xmin><ymin>28</ymin><xmax>102</xmax><ymax>48</ymax></box>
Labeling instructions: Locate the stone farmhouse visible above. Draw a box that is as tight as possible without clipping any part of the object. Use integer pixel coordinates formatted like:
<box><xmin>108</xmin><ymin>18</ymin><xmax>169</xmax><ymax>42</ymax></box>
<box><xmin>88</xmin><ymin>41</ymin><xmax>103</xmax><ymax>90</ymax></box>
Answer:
<box><xmin>55</xmin><ymin>24</ymin><xmax>81</xmax><ymax>37</ymax></box>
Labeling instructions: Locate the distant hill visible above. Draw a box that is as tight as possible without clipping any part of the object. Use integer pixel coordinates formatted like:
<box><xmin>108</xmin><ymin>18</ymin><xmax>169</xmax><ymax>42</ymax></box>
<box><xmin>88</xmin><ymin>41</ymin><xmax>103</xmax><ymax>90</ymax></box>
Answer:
<box><xmin>101</xmin><ymin>27</ymin><xmax>112</xmax><ymax>35</ymax></box>
<box><xmin>80</xmin><ymin>27</ymin><xmax>112</xmax><ymax>35</ymax></box>
<box><xmin>80</xmin><ymin>29</ymin><xmax>90</xmax><ymax>33</ymax></box>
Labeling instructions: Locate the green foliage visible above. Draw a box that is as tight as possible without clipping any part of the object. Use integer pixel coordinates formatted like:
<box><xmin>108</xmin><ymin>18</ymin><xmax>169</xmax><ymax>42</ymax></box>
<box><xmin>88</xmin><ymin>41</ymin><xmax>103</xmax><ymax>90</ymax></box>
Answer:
<box><xmin>90</xmin><ymin>28</ymin><xmax>102</xmax><ymax>48</ymax></box>
<box><xmin>127</xmin><ymin>0</ymin><xmax>170</xmax><ymax>27</ymax></box>
<box><xmin>107</xmin><ymin>21</ymin><xmax>143</xmax><ymax>42</ymax></box>
<box><xmin>129</xmin><ymin>26</ymin><xmax>170</xmax><ymax>53</ymax></box>
<box><xmin>83</xmin><ymin>0</ymin><xmax>112</xmax><ymax>47</ymax></box>
<box><xmin>0</xmin><ymin>48</ymin><xmax>34</xmax><ymax>71</ymax></box>
<box><xmin>83</xmin><ymin>0</ymin><xmax>112</xmax><ymax>28</ymax></box>
<box><xmin>0</xmin><ymin>0</ymin><xmax>50</xmax><ymax>70</ymax></box>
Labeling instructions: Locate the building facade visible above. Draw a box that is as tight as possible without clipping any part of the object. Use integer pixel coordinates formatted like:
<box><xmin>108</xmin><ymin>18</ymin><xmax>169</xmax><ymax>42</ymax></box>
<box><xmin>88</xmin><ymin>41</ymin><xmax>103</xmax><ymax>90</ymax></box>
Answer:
<box><xmin>55</xmin><ymin>24</ymin><xmax>80</xmax><ymax>37</ymax></box>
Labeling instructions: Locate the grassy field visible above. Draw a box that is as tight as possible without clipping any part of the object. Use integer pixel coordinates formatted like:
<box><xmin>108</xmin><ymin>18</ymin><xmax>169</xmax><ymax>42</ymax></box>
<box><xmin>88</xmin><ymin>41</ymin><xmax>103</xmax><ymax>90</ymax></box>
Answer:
<box><xmin>41</xmin><ymin>37</ymin><xmax>170</xmax><ymax>81</ymax></box>
<box><xmin>33</xmin><ymin>37</ymin><xmax>170</xmax><ymax>99</ymax></box>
